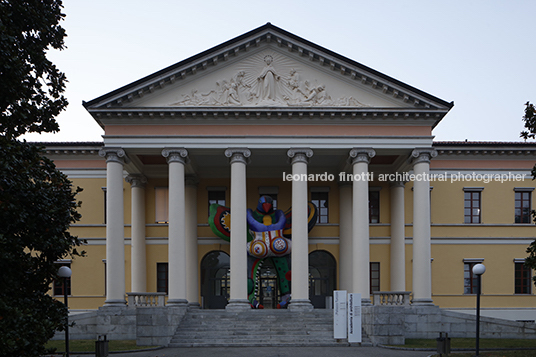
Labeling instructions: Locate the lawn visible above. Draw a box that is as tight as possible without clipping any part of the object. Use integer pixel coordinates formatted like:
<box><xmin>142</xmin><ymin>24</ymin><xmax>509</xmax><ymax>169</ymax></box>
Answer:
<box><xmin>397</xmin><ymin>338</ymin><xmax>536</xmax><ymax>357</ymax></box>
<box><xmin>45</xmin><ymin>339</ymin><xmax>158</xmax><ymax>353</ymax></box>
<box><xmin>400</xmin><ymin>338</ymin><xmax>536</xmax><ymax>349</ymax></box>
<box><xmin>433</xmin><ymin>352</ymin><xmax>536</xmax><ymax>356</ymax></box>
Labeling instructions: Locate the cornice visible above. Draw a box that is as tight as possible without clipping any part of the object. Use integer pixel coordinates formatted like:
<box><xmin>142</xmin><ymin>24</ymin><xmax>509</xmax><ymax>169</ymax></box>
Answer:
<box><xmin>44</xmin><ymin>148</ymin><xmax>102</xmax><ymax>156</ymax></box>
<box><xmin>92</xmin><ymin>107</ymin><xmax>447</xmax><ymax>127</ymax></box>
<box><xmin>436</xmin><ymin>148</ymin><xmax>536</xmax><ymax>157</ymax></box>
<box><xmin>41</xmin><ymin>142</ymin><xmax>103</xmax><ymax>156</ymax></box>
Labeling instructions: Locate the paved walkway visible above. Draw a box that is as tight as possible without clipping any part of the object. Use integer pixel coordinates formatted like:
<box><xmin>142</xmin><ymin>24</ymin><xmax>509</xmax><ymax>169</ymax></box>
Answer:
<box><xmin>67</xmin><ymin>346</ymin><xmax>434</xmax><ymax>357</ymax></box>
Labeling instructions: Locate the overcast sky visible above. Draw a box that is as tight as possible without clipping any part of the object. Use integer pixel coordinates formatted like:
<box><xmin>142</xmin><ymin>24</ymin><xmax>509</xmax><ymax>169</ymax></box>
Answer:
<box><xmin>23</xmin><ymin>0</ymin><xmax>536</xmax><ymax>143</ymax></box>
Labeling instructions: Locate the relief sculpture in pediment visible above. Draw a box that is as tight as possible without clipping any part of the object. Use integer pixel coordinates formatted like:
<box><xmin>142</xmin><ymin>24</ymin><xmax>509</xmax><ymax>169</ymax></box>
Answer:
<box><xmin>171</xmin><ymin>52</ymin><xmax>369</xmax><ymax>107</ymax></box>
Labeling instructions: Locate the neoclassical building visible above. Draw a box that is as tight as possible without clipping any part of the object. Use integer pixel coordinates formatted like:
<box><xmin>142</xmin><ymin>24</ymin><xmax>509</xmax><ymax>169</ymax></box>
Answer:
<box><xmin>48</xmin><ymin>23</ymin><xmax>536</xmax><ymax>322</ymax></box>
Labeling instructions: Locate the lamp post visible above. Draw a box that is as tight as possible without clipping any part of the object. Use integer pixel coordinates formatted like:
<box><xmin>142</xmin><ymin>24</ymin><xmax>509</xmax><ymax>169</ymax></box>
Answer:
<box><xmin>58</xmin><ymin>266</ymin><xmax>72</xmax><ymax>357</ymax></box>
<box><xmin>472</xmin><ymin>263</ymin><xmax>486</xmax><ymax>357</ymax></box>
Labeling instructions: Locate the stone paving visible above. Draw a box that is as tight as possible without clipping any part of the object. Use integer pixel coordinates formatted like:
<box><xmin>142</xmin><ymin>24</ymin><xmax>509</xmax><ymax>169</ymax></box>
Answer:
<box><xmin>64</xmin><ymin>346</ymin><xmax>434</xmax><ymax>357</ymax></box>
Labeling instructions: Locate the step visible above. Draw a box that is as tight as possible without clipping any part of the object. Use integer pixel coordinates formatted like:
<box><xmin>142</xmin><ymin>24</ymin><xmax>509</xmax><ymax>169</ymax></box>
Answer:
<box><xmin>170</xmin><ymin>309</ymin><xmax>369</xmax><ymax>347</ymax></box>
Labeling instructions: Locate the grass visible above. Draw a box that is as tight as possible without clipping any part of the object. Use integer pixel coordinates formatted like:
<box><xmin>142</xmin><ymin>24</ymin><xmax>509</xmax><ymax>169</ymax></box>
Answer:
<box><xmin>431</xmin><ymin>351</ymin><xmax>536</xmax><ymax>356</ymax></box>
<box><xmin>399</xmin><ymin>338</ymin><xmax>536</xmax><ymax>349</ymax></box>
<box><xmin>394</xmin><ymin>339</ymin><xmax>536</xmax><ymax>357</ymax></box>
<box><xmin>45</xmin><ymin>339</ymin><xmax>158</xmax><ymax>353</ymax></box>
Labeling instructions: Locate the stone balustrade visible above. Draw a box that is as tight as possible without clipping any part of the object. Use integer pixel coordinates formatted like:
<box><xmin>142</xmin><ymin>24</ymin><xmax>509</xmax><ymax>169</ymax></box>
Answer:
<box><xmin>127</xmin><ymin>292</ymin><xmax>166</xmax><ymax>307</ymax></box>
<box><xmin>372</xmin><ymin>291</ymin><xmax>411</xmax><ymax>306</ymax></box>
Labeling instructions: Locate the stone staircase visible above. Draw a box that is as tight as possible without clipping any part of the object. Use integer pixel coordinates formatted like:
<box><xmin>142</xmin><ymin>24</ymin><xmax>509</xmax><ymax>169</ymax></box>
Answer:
<box><xmin>169</xmin><ymin>309</ymin><xmax>371</xmax><ymax>347</ymax></box>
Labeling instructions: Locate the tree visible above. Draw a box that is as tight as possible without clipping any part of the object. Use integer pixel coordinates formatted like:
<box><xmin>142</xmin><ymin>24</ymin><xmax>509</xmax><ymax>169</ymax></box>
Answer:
<box><xmin>0</xmin><ymin>0</ymin><xmax>68</xmax><ymax>139</ymax></box>
<box><xmin>521</xmin><ymin>102</ymin><xmax>536</xmax><ymax>286</ymax></box>
<box><xmin>0</xmin><ymin>1</ymin><xmax>84</xmax><ymax>356</ymax></box>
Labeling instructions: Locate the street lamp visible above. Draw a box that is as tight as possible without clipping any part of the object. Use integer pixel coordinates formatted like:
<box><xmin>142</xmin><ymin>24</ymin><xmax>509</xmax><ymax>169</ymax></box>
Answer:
<box><xmin>472</xmin><ymin>263</ymin><xmax>486</xmax><ymax>357</ymax></box>
<box><xmin>58</xmin><ymin>266</ymin><xmax>72</xmax><ymax>357</ymax></box>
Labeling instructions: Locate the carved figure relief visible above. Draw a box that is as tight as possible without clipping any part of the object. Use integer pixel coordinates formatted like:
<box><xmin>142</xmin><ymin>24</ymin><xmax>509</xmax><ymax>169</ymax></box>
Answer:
<box><xmin>171</xmin><ymin>52</ymin><xmax>368</xmax><ymax>107</ymax></box>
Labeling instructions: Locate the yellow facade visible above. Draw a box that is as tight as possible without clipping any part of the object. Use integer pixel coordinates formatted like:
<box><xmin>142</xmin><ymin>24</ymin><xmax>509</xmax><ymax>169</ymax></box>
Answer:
<box><xmin>54</xmin><ymin>164</ymin><xmax>536</xmax><ymax>315</ymax></box>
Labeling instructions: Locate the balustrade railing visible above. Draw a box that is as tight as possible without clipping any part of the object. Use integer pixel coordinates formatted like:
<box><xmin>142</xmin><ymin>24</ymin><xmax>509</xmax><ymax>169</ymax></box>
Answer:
<box><xmin>127</xmin><ymin>292</ymin><xmax>166</xmax><ymax>307</ymax></box>
<box><xmin>372</xmin><ymin>291</ymin><xmax>411</xmax><ymax>306</ymax></box>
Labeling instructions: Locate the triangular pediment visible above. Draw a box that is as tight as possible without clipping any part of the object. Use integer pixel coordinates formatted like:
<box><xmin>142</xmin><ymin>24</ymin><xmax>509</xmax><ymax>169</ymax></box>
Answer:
<box><xmin>132</xmin><ymin>47</ymin><xmax>403</xmax><ymax>109</ymax></box>
<box><xmin>84</xmin><ymin>23</ymin><xmax>452</xmax><ymax>119</ymax></box>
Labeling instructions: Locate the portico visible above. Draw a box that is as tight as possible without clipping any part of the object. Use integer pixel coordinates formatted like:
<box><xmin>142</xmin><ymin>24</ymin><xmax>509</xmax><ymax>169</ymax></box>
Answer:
<box><xmin>98</xmin><ymin>143</ymin><xmax>438</xmax><ymax>308</ymax></box>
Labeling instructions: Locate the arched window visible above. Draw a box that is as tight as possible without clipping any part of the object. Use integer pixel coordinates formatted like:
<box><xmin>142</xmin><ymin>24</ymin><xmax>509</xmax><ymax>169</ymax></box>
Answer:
<box><xmin>309</xmin><ymin>250</ymin><xmax>336</xmax><ymax>308</ymax></box>
<box><xmin>200</xmin><ymin>251</ymin><xmax>230</xmax><ymax>309</ymax></box>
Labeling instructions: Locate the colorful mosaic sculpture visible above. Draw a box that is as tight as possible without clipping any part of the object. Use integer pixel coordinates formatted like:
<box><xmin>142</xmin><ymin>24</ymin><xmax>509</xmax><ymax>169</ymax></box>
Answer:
<box><xmin>209</xmin><ymin>195</ymin><xmax>317</xmax><ymax>308</ymax></box>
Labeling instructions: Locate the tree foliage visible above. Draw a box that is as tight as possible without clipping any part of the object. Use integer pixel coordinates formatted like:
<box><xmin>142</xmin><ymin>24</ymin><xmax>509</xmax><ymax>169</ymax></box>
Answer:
<box><xmin>0</xmin><ymin>1</ymin><xmax>85</xmax><ymax>356</ymax></box>
<box><xmin>0</xmin><ymin>0</ymin><xmax>68</xmax><ymax>139</ymax></box>
<box><xmin>0</xmin><ymin>140</ymin><xmax>84</xmax><ymax>356</ymax></box>
<box><xmin>521</xmin><ymin>102</ymin><xmax>536</xmax><ymax>285</ymax></box>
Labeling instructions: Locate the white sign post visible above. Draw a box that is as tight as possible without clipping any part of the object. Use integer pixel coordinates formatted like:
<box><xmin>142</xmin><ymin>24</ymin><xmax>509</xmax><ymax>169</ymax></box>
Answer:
<box><xmin>347</xmin><ymin>293</ymin><xmax>362</xmax><ymax>343</ymax></box>
<box><xmin>333</xmin><ymin>290</ymin><xmax>347</xmax><ymax>339</ymax></box>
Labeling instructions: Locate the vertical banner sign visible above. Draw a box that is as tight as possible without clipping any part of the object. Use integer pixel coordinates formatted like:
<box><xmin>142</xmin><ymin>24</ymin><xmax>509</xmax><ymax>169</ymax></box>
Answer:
<box><xmin>333</xmin><ymin>290</ymin><xmax>347</xmax><ymax>339</ymax></box>
<box><xmin>348</xmin><ymin>293</ymin><xmax>362</xmax><ymax>343</ymax></box>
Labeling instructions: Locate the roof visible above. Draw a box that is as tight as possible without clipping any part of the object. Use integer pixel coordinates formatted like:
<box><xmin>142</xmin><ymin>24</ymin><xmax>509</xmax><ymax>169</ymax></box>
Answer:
<box><xmin>83</xmin><ymin>23</ymin><xmax>454</xmax><ymax>112</ymax></box>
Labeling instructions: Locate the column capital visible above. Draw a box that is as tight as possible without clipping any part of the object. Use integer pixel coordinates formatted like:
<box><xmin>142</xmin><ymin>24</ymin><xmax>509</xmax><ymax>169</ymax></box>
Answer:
<box><xmin>411</xmin><ymin>148</ymin><xmax>438</xmax><ymax>165</ymax></box>
<box><xmin>99</xmin><ymin>147</ymin><xmax>126</xmax><ymax>165</ymax></box>
<box><xmin>287</xmin><ymin>148</ymin><xmax>313</xmax><ymax>165</ymax></box>
<box><xmin>185</xmin><ymin>175</ymin><xmax>199</xmax><ymax>187</ymax></box>
<box><xmin>162</xmin><ymin>148</ymin><xmax>189</xmax><ymax>164</ymax></box>
<box><xmin>125</xmin><ymin>174</ymin><xmax>147</xmax><ymax>188</ymax></box>
<box><xmin>389</xmin><ymin>180</ymin><xmax>406</xmax><ymax>188</ymax></box>
<box><xmin>225</xmin><ymin>148</ymin><xmax>251</xmax><ymax>164</ymax></box>
<box><xmin>338</xmin><ymin>179</ymin><xmax>352</xmax><ymax>187</ymax></box>
<box><xmin>349</xmin><ymin>148</ymin><xmax>375</xmax><ymax>165</ymax></box>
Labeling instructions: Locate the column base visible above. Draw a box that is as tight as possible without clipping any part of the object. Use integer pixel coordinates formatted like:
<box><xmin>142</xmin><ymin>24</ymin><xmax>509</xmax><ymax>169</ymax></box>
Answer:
<box><xmin>411</xmin><ymin>298</ymin><xmax>435</xmax><ymax>306</ymax></box>
<box><xmin>188</xmin><ymin>302</ymin><xmax>201</xmax><ymax>309</ymax></box>
<box><xmin>289</xmin><ymin>299</ymin><xmax>314</xmax><ymax>312</ymax></box>
<box><xmin>103</xmin><ymin>299</ymin><xmax>127</xmax><ymax>307</ymax></box>
<box><xmin>167</xmin><ymin>299</ymin><xmax>189</xmax><ymax>307</ymax></box>
<box><xmin>361</xmin><ymin>298</ymin><xmax>372</xmax><ymax>306</ymax></box>
<box><xmin>226</xmin><ymin>299</ymin><xmax>251</xmax><ymax>311</ymax></box>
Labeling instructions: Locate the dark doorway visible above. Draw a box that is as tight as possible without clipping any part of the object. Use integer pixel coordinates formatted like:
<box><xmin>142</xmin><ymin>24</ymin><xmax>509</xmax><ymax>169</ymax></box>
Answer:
<box><xmin>201</xmin><ymin>251</ymin><xmax>230</xmax><ymax>309</ymax></box>
<box><xmin>259</xmin><ymin>260</ymin><xmax>279</xmax><ymax>309</ymax></box>
<box><xmin>309</xmin><ymin>250</ymin><xmax>336</xmax><ymax>308</ymax></box>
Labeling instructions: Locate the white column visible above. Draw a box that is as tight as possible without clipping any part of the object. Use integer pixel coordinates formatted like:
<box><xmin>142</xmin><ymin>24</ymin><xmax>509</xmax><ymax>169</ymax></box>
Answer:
<box><xmin>99</xmin><ymin>148</ymin><xmax>127</xmax><ymax>306</ymax></box>
<box><xmin>287</xmin><ymin>148</ymin><xmax>314</xmax><ymax>311</ymax></box>
<box><xmin>126</xmin><ymin>174</ymin><xmax>147</xmax><ymax>293</ymax></box>
<box><xmin>349</xmin><ymin>148</ymin><xmax>375</xmax><ymax>305</ymax></box>
<box><xmin>411</xmin><ymin>148</ymin><xmax>437</xmax><ymax>305</ymax></box>
<box><xmin>162</xmin><ymin>148</ymin><xmax>189</xmax><ymax>307</ymax></box>
<box><xmin>185</xmin><ymin>176</ymin><xmax>200</xmax><ymax>308</ymax></box>
<box><xmin>338</xmin><ymin>182</ymin><xmax>353</xmax><ymax>292</ymax></box>
<box><xmin>224</xmin><ymin>148</ymin><xmax>251</xmax><ymax>311</ymax></box>
<box><xmin>390</xmin><ymin>180</ymin><xmax>406</xmax><ymax>292</ymax></box>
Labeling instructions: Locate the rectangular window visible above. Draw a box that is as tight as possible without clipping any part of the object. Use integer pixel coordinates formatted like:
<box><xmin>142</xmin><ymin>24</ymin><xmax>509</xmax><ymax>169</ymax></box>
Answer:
<box><xmin>155</xmin><ymin>187</ymin><xmax>169</xmax><ymax>223</ymax></box>
<box><xmin>464</xmin><ymin>190</ymin><xmax>481</xmax><ymax>224</ymax></box>
<box><xmin>157</xmin><ymin>263</ymin><xmax>169</xmax><ymax>294</ymax></box>
<box><xmin>464</xmin><ymin>262</ymin><xmax>480</xmax><ymax>294</ymax></box>
<box><xmin>311</xmin><ymin>191</ymin><xmax>329</xmax><ymax>223</ymax></box>
<box><xmin>208</xmin><ymin>190</ymin><xmax>226</xmax><ymax>215</ymax></box>
<box><xmin>370</xmin><ymin>262</ymin><xmax>380</xmax><ymax>293</ymax></box>
<box><xmin>515</xmin><ymin>262</ymin><xmax>531</xmax><ymax>294</ymax></box>
<box><xmin>369</xmin><ymin>191</ymin><xmax>380</xmax><ymax>223</ymax></box>
<box><xmin>515</xmin><ymin>191</ymin><xmax>532</xmax><ymax>223</ymax></box>
<box><xmin>54</xmin><ymin>262</ymin><xmax>71</xmax><ymax>296</ymax></box>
